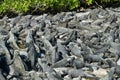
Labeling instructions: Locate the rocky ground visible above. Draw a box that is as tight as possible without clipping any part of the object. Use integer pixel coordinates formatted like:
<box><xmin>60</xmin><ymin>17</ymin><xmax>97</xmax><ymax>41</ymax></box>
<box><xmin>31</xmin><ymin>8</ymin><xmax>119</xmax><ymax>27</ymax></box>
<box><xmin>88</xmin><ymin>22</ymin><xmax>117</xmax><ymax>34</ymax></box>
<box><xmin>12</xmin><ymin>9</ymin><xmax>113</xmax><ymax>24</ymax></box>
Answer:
<box><xmin>0</xmin><ymin>7</ymin><xmax>120</xmax><ymax>80</ymax></box>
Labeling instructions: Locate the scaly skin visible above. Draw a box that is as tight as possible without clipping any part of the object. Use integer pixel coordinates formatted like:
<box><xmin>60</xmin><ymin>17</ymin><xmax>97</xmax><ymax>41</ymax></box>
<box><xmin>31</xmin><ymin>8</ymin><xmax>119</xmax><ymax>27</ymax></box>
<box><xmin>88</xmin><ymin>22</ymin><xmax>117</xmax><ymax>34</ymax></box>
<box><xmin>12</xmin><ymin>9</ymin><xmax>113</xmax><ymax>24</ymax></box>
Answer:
<box><xmin>27</xmin><ymin>41</ymin><xmax>37</xmax><ymax>70</ymax></box>
<box><xmin>68</xmin><ymin>42</ymin><xmax>83</xmax><ymax>58</ymax></box>
<box><xmin>51</xmin><ymin>57</ymin><xmax>74</xmax><ymax>68</ymax></box>
<box><xmin>0</xmin><ymin>69</ymin><xmax>6</xmax><ymax>80</ymax></box>
<box><xmin>8</xmin><ymin>31</ymin><xmax>19</xmax><ymax>50</ymax></box>
<box><xmin>13</xmin><ymin>50</ymin><xmax>28</xmax><ymax>77</ymax></box>
<box><xmin>26</xmin><ymin>30</ymin><xmax>37</xmax><ymax>70</ymax></box>
<box><xmin>40</xmin><ymin>36</ymin><xmax>56</xmax><ymax>65</ymax></box>
<box><xmin>0</xmin><ymin>40</ymin><xmax>12</xmax><ymax>65</ymax></box>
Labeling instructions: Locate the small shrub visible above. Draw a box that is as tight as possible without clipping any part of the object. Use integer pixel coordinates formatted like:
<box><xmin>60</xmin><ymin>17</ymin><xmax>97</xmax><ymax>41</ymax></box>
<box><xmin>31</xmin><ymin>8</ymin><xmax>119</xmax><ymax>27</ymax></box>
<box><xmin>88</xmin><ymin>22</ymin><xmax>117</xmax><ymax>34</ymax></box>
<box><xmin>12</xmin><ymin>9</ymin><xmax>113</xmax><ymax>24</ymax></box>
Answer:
<box><xmin>86</xmin><ymin>0</ymin><xmax>93</xmax><ymax>5</ymax></box>
<box><xmin>0</xmin><ymin>0</ymin><xmax>119</xmax><ymax>15</ymax></box>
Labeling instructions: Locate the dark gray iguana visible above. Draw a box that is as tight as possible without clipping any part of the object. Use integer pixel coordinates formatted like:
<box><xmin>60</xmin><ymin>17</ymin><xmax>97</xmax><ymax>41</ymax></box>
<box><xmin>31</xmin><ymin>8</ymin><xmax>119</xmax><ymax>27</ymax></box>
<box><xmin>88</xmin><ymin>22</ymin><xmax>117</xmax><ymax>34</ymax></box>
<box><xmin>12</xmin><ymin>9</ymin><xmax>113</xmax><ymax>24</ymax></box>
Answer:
<box><xmin>26</xmin><ymin>30</ymin><xmax>37</xmax><ymax>70</ymax></box>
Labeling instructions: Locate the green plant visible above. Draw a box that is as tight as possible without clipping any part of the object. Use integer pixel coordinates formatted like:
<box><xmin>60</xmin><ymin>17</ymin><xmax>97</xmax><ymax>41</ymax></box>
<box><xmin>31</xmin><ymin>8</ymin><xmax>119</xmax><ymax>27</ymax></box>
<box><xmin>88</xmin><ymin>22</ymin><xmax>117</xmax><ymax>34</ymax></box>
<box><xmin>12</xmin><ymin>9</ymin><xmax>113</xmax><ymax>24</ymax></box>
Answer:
<box><xmin>0</xmin><ymin>0</ymin><xmax>120</xmax><ymax>15</ymax></box>
<box><xmin>86</xmin><ymin>0</ymin><xmax>93</xmax><ymax>5</ymax></box>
